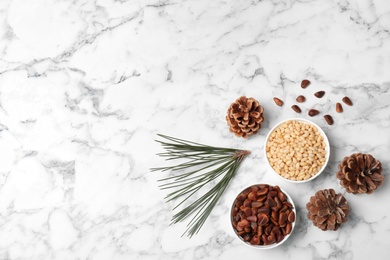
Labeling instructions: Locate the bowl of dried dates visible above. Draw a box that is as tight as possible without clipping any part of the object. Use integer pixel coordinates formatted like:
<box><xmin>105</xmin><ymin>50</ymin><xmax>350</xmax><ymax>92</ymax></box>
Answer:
<box><xmin>265</xmin><ymin>118</ymin><xmax>330</xmax><ymax>183</ymax></box>
<box><xmin>231</xmin><ymin>184</ymin><xmax>296</xmax><ymax>249</ymax></box>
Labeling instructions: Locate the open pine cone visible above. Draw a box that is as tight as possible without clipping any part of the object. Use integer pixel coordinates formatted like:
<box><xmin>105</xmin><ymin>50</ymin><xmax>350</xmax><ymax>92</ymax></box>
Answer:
<box><xmin>226</xmin><ymin>96</ymin><xmax>264</xmax><ymax>138</ymax></box>
<box><xmin>306</xmin><ymin>189</ymin><xmax>350</xmax><ymax>231</ymax></box>
<box><xmin>336</xmin><ymin>153</ymin><xmax>384</xmax><ymax>194</ymax></box>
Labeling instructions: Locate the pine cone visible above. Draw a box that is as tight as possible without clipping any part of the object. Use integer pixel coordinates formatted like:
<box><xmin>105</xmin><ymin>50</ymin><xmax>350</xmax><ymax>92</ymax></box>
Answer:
<box><xmin>336</xmin><ymin>153</ymin><xmax>384</xmax><ymax>194</ymax></box>
<box><xmin>306</xmin><ymin>189</ymin><xmax>350</xmax><ymax>231</ymax></box>
<box><xmin>226</xmin><ymin>96</ymin><xmax>264</xmax><ymax>138</ymax></box>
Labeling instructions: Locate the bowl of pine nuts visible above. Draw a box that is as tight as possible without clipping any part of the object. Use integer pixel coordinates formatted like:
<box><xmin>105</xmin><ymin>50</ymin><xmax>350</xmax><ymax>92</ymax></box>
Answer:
<box><xmin>265</xmin><ymin>118</ymin><xmax>330</xmax><ymax>183</ymax></box>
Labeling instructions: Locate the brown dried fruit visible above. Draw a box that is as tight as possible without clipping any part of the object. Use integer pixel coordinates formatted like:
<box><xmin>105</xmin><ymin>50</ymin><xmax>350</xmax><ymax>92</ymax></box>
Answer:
<box><xmin>226</xmin><ymin>96</ymin><xmax>264</xmax><ymax>138</ymax></box>
<box><xmin>342</xmin><ymin>96</ymin><xmax>353</xmax><ymax>106</ymax></box>
<box><xmin>243</xmin><ymin>207</ymin><xmax>252</xmax><ymax>216</ymax></box>
<box><xmin>336</xmin><ymin>153</ymin><xmax>384</xmax><ymax>194</ymax></box>
<box><xmin>279</xmin><ymin>212</ymin><xmax>287</xmax><ymax>225</ymax></box>
<box><xmin>276</xmin><ymin>234</ymin><xmax>284</xmax><ymax>243</ymax></box>
<box><xmin>273</xmin><ymin>97</ymin><xmax>284</xmax><ymax>106</ymax></box>
<box><xmin>291</xmin><ymin>105</ymin><xmax>301</xmax><ymax>113</ymax></box>
<box><xmin>268</xmin><ymin>190</ymin><xmax>277</xmax><ymax>198</ymax></box>
<box><xmin>272</xmin><ymin>226</ymin><xmax>281</xmax><ymax>236</ymax></box>
<box><xmin>278</xmin><ymin>192</ymin><xmax>287</xmax><ymax>202</ymax></box>
<box><xmin>243</xmin><ymin>233</ymin><xmax>252</xmax><ymax>241</ymax></box>
<box><xmin>247</xmin><ymin>215</ymin><xmax>257</xmax><ymax>222</ymax></box>
<box><xmin>261</xmin><ymin>234</ymin><xmax>268</xmax><ymax>244</ymax></box>
<box><xmin>257</xmin><ymin>226</ymin><xmax>263</xmax><ymax>236</ymax></box>
<box><xmin>251</xmin><ymin>201</ymin><xmax>263</xmax><ymax>208</ymax></box>
<box><xmin>237</xmin><ymin>193</ymin><xmax>246</xmax><ymax>201</ymax></box>
<box><xmin>257</xmin><ymin>195</ymin><xmax>267</xmax><ymax>202</ymax></box>
<box><xmin>336</xmin><ymin>103</ymin><xmax>343</xmax><ymax>113</ymax></box>
<box><xmin>271</xmin><ymin>211</ymin><xmax>279</xmax><ymax>222</ymax></box>
<box><xmin>324</xmin><ymin>115</ymin><xmax>333</xmax><ymax>125</ymax></box>
<box><xmin>314</xmin><ymin>91</ymin><xmax>325</xmax><ymax>98</ymax></box>
<box><xmin>274</xmin><ymin>197</ymin><xmax>282</xmax><ymax>209</ymax></box>
<box><xmin>257</xmin><ymin>187</ymin><xmax>268</xmax><ymax>196</ymax></box>
<box><xmin>248</xmin><ymin>192</ymin><xmax>257</xmax><ymax>201</ymax></box>
<box><xmin>267</xmin><ymin>235</ymin><xmax>276</xmax><ymax>244</ymax></box>
<box><xmin>296</xmin><ymin>95</ymin><xmax>306</xmax><ymax>103</ymax></box>
<box><xmin>267</xmin><ymin>197</ymin><xmax>276</xmax><ymax>207</ymax></box>
<box><xmin>238</xmin><ymin>219</ymin><xmax>250</xmax><ymax>228</ymax></box>
<box><xmin>258</xmin><ymin>213</ymin><xmax>269</xmax><ymax>226</ymax></box>
<box><xmin>306</xmin><ymin>189</ymin><xmax>350</xmax><ymax>231</ymax></box>
<box><xmin>250</xmin><ymin>236</ymin><xmax>260</xmax><ymax>245</ymax></box>
<box><xmin>283</xmin><ymin>201</ymin><xmax>293</xmax><ymax>209</ymax></box>
<box><xmin>301</xmin><ymin>79</ymin><xmax>310</xmax><ymax>89</ymax></box>
<box><xmin>258</xmin><ymin>207</ymin><xmax>270</xmax><ymax>215</ymax></box>
<box><xmin>285</xmin><ymin>223</ymin><xmax>292</xmax><ymax>234</ymax></box>
<box><xmin>265</xmin><ymin>225</ymin><xmax>273</xmax><ymax>235</ymax></box>
<box><xmin>308</xmin><ymin>109</ymin><xmax>319</xmax><ymax>117</ymax></box>
<box><xmin>270</xmin><ymin>217</ymin><xmax>279</xmax><ymax>226</ymax></box>
<box><xmin>288</xmin><ymin>211</ymin><xmax>295</xmax><ymax>222</ymax></box>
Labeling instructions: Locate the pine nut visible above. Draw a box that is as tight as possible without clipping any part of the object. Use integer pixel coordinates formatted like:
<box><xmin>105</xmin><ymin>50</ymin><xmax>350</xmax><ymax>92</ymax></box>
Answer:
<box><xmin>266</xmin><ymin>120</ymin><xmax>327</xmax><ymax>181</ymax></box>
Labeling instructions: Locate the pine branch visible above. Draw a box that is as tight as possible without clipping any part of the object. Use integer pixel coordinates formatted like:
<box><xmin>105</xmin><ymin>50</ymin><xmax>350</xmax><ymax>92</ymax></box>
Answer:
<box><xmin>151</xmin><ymin>134</ymin><xmax>249</xmax><ymax>238</ymax></box>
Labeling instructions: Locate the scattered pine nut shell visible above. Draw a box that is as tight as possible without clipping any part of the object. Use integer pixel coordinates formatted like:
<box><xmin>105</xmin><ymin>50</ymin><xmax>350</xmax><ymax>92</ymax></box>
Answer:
<box><xmin>314</xmin><ymin>91</ymin><xmax>325</xmax><ymax>98</ymax></box>
<box><xmin>291</xmin><ymin>105</ymin><xmax>301</xmax><ymax>113</ymax></box>
<box><xmin>336</xmin><ymin>103</ymin><xmax>343</xmax><ymax>113</ymax></box>
<box><xmin>324</xmin><ymin>115</ymin><xmax>333</xmax><ymax>125</ymax></box>
<box><xmin>296</xmin><ymin>95</ymin><xmax>306</xmax><ymax>103</ymax></box>
<box><xmin>342</xmin><ymin>96</ymin><xmax>353</xmax><ymax>106</ymax></box>
<box><xmin>301</xmin><ymin>79</ymin><xmax>310</xmax><ymax>89</ymax></box>
<box><xmin>273</xmin><ymin>97</ymin><xmax>284</xmax><ymax>107</ymax></box>
<box><xmin>308</xmin><ymin>109</ymin><xmax>320</xmax><ymax>117</ymax></box>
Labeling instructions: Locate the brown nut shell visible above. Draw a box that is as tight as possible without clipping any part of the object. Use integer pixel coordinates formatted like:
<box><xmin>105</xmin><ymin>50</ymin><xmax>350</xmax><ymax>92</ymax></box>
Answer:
<box><xmin>273</xmin><ymin>97</ymin><xmax>284</xmax><ymax>106</ymax></box>
<box><xmin>336</xmin><ymin>103</ymin><xmax>343</xmax><ymax>113</ymax></box>
<box><xmin>291</xmin><ymin>105</ymin><xmax>301</xmax><ymax>113</ymax></box>
<box><xmin>314</xmin><ymin>91</ymin><xmax>325</xmax><ymax>98</ymax></box>
<box><xmin>342</xmin><ymin>96</ymin><xmax>353</xmax><ymax>106</ymax></box>
<box><xmin>308</xmin><ymin>109</ymin><xmax>320</xmax><ymax>117</ymax></box>
<box><xmin>232</xmin><ymin>184</ymin><xmax>296</xmax><ymax>247</ymax></box>
<box><xmin>324</xmin><ymin>115</ymin><xmax>334</xmax><ymax>125</ymax></box>
<box><xmin>296</xmin><ymin>95</ymin><xmax>306</xmax><ymax>103</ymax></box>
<box><xmin>301</xmin><ymin>79</ymin><xmax>310</xmax><ymax>89</ymax></box>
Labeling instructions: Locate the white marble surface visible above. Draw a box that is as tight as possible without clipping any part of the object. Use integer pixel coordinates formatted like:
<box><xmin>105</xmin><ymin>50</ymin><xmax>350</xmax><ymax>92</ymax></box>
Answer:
<box><xmin>0</xmin><ymin>0</ymin><xmax>389</xmax><ymax>259</ymax></box>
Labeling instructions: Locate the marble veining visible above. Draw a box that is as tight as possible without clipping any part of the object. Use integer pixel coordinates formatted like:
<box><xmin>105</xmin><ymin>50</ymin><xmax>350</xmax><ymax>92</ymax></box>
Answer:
<box><xmin>0</xmin><ymin>0</ymin><xmax>389</xmax><ymax>259</ymax></box>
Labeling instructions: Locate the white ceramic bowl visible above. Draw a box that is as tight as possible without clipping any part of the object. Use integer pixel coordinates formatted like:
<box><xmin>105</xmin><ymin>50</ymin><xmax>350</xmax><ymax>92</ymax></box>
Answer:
<box><xmin>231</xmin><ymin>184</ymin><xmax>296</xmax><ymax>249</ymax></box>
<box><xmin>264</xmin><ymin>118</ymin><xmax>330</xmax><ymax>183</ymax></box>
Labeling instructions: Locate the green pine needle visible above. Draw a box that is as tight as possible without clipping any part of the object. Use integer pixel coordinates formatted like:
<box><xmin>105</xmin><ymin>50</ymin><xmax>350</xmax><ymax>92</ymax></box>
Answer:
<box><xmin>151</xmin><ymin>134</ymin><xmax>250</xmax><ymax>238</ymax></box>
